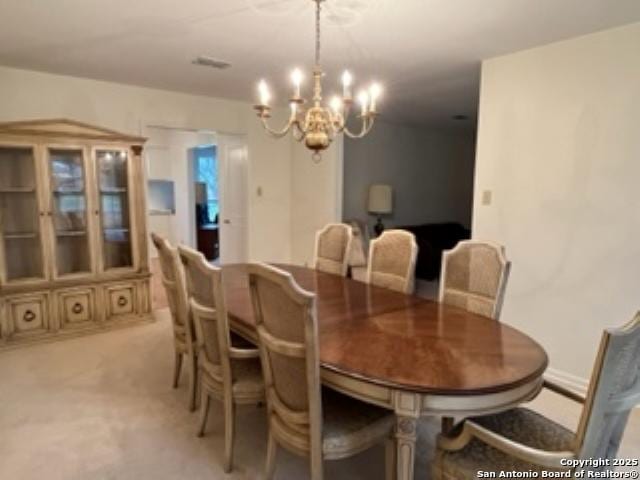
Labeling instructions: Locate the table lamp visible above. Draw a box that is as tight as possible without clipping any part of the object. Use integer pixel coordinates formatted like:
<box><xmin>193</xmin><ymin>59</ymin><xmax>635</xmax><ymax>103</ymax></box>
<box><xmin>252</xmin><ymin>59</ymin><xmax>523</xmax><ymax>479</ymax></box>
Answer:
<box><xmin>368</xmin><ymin>184</ymin><xmax>393</xmax><ymax>237</ymax></box>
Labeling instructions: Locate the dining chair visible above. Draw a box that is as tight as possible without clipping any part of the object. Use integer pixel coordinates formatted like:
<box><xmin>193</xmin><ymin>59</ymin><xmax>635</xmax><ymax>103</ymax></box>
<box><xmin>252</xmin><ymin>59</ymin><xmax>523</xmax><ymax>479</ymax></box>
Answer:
<box><xmin>313</xmin><ymin>223</ymin><xmax>353</xmax><ymax>277</ymax></box>
<box><xmin>178</xmin><ymin>246</ymin><xmax>265</xmax><ymax>473</ymax></box>
<box><xmin>150</xmin><ymin>232</ymin><xmax>198</xmax><ymax>411</ymax></box>
<box><xmin>367</xmin><ymin>229</ymin><xmax>418</xmax><ymax>294</ymax></box>
<box><xmin>247</xmin><ymin>263</ymin><xmax>396</xmax><ymax>480</ymax></box>
<box><xmin>434</xmin><ymin>312</ymin><xmax>640</xmax><ymax>479</ymax></box>
<box><xmin>439</xmin><ymin>240</ymin><xmax>511</xmax><ymax>320</ymax></box>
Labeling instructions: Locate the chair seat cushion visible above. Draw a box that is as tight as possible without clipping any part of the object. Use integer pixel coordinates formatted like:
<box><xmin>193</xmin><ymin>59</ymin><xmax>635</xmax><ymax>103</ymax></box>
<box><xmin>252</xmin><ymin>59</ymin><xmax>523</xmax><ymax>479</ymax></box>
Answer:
<box><xmin>199</xmin><ymin>357</ymin><xmax>264</xmax><ymax>400</ymax></box>
<box><xmin>437</xmin><ymin>408</ymin><xmax>575</xmax><ymax>479</ymax></box>
<box><xmin>231</xmin><ymin>358</ymin><xmax>265</xmax><ymax>397</ymax></box>
<box><xmin>321</xmin><ymin>388</ymin><xmax>395</xmax><ymax>459</ymax></box>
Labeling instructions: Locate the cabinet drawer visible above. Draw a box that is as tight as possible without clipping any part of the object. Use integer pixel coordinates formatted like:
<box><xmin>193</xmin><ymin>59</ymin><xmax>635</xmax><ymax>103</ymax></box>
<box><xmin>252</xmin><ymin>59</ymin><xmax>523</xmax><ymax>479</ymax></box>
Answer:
<box><xmin>5</xmin><ymin>293</ymin><xmax>50</xmax><ymax>337</ymax></box>
<box><xmin>105</xmin><ymin>283</ymin><xmax>137</xmax><ymax>319</ymax></box>
<box><xmin>58</xmin><ymin>288</ymin><xmax>96</xmax><ymax>328</ymax></box>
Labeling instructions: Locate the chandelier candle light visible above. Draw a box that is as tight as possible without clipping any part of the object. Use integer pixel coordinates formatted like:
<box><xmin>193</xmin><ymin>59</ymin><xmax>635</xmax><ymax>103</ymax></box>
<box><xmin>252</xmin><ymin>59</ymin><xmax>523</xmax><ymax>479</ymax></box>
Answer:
<box><xmin>254</xmin><ymin>0</ymin><xmax>382</xmax><ymax>161</ymax></box>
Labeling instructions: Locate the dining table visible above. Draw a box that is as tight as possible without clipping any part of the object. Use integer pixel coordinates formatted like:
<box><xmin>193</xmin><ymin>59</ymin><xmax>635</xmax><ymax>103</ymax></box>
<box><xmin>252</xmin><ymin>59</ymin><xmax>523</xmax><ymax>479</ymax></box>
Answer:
<box><xmin>221</xmin><ymin>263</ymin><xmax>548</xmax><ymax>480</ymax></box>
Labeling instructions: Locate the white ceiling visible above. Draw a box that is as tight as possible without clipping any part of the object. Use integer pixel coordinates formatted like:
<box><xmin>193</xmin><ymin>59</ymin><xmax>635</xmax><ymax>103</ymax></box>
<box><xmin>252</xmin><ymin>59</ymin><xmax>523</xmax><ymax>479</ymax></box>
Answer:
<box><xmin>0</xmin><ymin>0</ymin><xmax>639</xmax><ymax>128</ymax></box>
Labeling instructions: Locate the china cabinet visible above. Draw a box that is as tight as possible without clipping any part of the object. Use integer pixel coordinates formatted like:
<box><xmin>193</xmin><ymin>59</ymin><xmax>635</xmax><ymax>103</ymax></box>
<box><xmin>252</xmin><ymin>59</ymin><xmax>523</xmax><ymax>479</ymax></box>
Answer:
<box><xmin>0</xmin><ymin>119</ymin><xmax>151</xmax><ymax>348</ymax></box>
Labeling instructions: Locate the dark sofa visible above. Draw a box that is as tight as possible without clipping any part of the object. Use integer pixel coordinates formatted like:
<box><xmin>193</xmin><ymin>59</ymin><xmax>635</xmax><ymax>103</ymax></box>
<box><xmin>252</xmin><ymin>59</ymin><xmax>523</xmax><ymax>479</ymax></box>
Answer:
<box><xmin>398</xmin><ymin>222</ymin><xmax>470</xmax><ymax>281</ymax></box>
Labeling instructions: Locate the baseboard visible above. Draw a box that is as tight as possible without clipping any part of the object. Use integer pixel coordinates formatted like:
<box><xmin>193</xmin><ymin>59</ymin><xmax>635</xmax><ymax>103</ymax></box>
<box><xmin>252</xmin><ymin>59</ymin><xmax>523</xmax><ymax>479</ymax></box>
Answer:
<box><xmin>544</xmin><ymin>367</ymin><xmax>589</xmax><ymax>396</ymax></box>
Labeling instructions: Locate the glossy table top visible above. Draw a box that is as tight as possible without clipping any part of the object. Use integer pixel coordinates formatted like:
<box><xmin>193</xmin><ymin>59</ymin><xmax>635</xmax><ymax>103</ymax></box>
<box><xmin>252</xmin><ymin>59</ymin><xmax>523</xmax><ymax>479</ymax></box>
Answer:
<box><xmin>222</xmin><ymin>264</ymin><xmax>548</xmax><ymax>395</ymax></box>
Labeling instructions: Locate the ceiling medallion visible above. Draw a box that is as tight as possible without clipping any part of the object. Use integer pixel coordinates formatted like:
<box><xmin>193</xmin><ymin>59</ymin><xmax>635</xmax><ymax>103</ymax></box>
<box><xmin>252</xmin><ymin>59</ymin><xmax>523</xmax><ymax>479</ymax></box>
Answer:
<box><xmin>253</xmin><ymin>0</ymin><xmax>382</xmax><ymax>161</ymax></box>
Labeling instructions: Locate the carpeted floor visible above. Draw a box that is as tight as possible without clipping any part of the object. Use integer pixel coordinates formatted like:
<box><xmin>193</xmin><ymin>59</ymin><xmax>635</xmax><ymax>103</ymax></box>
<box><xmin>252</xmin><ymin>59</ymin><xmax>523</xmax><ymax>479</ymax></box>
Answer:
<box><xmin>0</xmin><ymin>310</ymin><xmax>638</xmax><ymax>479</ymax></box>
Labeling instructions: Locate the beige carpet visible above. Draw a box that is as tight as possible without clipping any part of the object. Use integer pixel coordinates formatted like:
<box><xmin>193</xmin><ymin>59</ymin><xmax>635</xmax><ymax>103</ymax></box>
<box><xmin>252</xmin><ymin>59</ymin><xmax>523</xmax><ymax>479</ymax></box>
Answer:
<box><xmin>0</xmin><ymin>310</ymin><xmax>637</xmax><ymax>480</ymax></box>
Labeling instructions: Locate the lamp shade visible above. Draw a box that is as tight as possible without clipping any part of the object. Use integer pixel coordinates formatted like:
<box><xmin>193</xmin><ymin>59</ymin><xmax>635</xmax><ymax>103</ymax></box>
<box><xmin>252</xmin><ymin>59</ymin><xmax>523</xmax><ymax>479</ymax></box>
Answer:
<box><xmin>368</xmin><ymin>184</ymin><xmax>393</xmax><ymax>214</ymax></box>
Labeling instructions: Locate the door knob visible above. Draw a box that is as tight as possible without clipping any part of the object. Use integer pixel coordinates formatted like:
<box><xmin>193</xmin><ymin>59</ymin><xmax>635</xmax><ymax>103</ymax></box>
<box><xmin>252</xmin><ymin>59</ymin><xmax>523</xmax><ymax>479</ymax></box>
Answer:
<box><xmin>223</xmin><ymin>219</ymin><xmax>231</xmax><ymax>224</ymax></box>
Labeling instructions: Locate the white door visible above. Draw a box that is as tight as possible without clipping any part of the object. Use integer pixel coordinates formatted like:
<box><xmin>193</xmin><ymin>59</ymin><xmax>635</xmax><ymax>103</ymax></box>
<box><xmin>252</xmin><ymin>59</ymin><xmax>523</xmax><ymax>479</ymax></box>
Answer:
<box><xmin>218</xmin><ymin>134</ymin><xmax>249</xmax><ymax>264</ymax></box>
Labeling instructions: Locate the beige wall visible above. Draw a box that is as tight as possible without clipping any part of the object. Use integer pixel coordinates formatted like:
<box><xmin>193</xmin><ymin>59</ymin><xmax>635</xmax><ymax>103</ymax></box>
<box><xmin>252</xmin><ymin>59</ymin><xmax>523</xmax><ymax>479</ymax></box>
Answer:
<box><xmin>290</xmin><ymin>138</ymin><xmax>343</xmax><ymax>266</ymax></box>
<box><xmin>473</xmin><ymin>22</ymin><xmax>640</xmax><ymax>391</ymax></box>
<box><xmin>0</xmin><ymin>65</ymin><xmax>293</xmax><ymax>263</ymax></box>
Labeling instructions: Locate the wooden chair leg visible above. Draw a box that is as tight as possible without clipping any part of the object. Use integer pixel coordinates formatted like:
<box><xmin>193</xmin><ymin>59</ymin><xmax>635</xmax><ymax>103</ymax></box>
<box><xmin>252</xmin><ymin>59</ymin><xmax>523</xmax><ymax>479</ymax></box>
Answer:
<box><xmin>194</xmin><ymin>361</ymin><xmax>202</xmax><ymax>409</ymax></box>
<box><xmin>172</xmin><ymin>352</ymin><xmax>183</xmax><ymax>389</ymax></box>
<box><xmin>197</xmin><ymin>390</ymin><xmax>211</xmax><ymax>437</ymax></box>
<box><xmin>223</xmin><ymin>395</ymin><xmax>235</xmax><ymax>473</ymax></box>
<box><xmin>385</xmin><ymin>435</ymin><xmax>397</xmax><ymax>480</ymax></box>
<box><xmin>310</xmin><ymin>449</ymin><xmax>323</xmax><ymax>480</ymax></box>
<box><xmin>265</xmin><ymin>431</ymin><xmax>277</xmax><ymax>480</ymax></box>
<box><xmin>187</xmin><ymin>352</ymin><xmax>197</xmax><ymax>412</ymax></box>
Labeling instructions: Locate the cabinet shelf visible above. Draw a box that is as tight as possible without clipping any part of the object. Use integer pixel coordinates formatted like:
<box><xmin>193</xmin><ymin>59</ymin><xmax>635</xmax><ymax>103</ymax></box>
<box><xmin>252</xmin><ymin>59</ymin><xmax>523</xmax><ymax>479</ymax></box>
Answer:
<box><xmin>54</xmin><ymin>189</ymin><xmax>85</xmax><ymax>195</ymax></box>
<box><xmin>4</xmin><ymin>232</ymin><xmax>38</xmax><ymax>240</ymax></box>
<box><xmin>56</xmin><ymin>230</ymin><xmax>87</xmax><ymax>237</ymax></box>
<box><xmin>0</xmin><ymin>187</ymin><xmax>36</xmax><ymax>194</ymax></box>
<box><xmin>100</xmin><ymin>187</ymin><xmax>127</xmax><ymax>194</ymax></box>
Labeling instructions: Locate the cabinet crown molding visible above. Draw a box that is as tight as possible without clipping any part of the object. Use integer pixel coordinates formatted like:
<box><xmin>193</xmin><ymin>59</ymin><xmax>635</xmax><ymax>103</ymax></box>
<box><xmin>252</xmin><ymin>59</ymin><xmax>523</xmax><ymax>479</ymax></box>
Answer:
<box><xmin>0</xmin><ymin>119</ymin><xmax>146</xmax><ymax>144</ymax></box>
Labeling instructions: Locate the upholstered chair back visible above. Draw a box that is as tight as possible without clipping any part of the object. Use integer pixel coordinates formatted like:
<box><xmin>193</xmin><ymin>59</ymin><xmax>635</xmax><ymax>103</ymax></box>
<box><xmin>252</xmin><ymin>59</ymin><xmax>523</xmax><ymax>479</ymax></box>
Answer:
<box><xmin>178</xmin><ymin>246</ymin><xmax>231</xmax><ymax>381</ymax></box>
<box><xmin>248</xmin><ymin>263</ymin><xmax>322</xmax><ymax>469</ymax></box>
<box><xmin>439</xmin><ymin>240</ymin><xmax>510</xmax><ymax>320</ymax></box>
<box><xmin>151</xmin><ymin>233</ymin><xmax>189</xmax><ymax>334</ymax></box>
<box><xmin>314</xmin><ymin>223</ymin><xmax>353</xmax><ymax>276</ymax></box>
<box><xmin>367</xmin><ymin>229</ymin><xmax>418</xmax><ymax>294</ymax></box>
<box><xmin>576</xmin><ymin>313</ymin><xmax>640</xmax><ymax>464</ymax></box>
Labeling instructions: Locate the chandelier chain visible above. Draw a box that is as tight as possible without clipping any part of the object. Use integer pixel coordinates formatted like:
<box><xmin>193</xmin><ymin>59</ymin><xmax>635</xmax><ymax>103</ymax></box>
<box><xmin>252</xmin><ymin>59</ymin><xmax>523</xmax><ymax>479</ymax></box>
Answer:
<box><xmin>315</xmin><ymin>0</ymin><xmax>321</xmax><ymax>67</ymax></box>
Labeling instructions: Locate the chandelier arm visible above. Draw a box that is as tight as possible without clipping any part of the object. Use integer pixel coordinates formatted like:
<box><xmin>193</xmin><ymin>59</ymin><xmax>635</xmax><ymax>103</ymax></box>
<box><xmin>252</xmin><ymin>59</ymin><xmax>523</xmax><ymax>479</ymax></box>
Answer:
<box><xmin>330</xmin><ymin>114</ymin><xmax>345</xmax><ymax>134</ymax></box>
<box><xmin>292</xmin><ymin>122</ymin><xmax>306</xmax><ymax>141</ymax></box>
<box><xmin>296</xmin><ymin>114</ymin><xmax>313</xmax><ymax>135</ymax></box>
<box><xmin>260</xmin><ymin>117</ymin><xmax>295</xmax><ymax>138</ymax></box>
<box><xmin>343</xmin><ymin>117</ymin><xmax>375</xmax><ymax>139</ymax></box>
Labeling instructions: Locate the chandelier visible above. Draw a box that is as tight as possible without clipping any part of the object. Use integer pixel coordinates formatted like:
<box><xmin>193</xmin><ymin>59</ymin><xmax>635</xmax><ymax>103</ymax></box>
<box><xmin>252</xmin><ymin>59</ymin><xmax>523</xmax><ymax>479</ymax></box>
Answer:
<box><xmin>253</xmin><ymin>0</ymin><xmax>381</xmax><ymax>161</ymax></box>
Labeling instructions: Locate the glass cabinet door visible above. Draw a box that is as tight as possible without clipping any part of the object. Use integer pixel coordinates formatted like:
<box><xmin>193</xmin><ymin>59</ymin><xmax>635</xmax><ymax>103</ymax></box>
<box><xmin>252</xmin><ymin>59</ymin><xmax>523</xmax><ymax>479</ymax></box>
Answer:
<box><xmin>48</xmin><ymin>148</ymin><xmax>92</xmax><ymax>277</ymax></box>
<box><xmin>96</xmin><ymin>149</ymin><xmax>133</xmax><ymax>270</ymax></box>
<box><xmin>0</xmin><ymin>146</ymin><xmax>45</xmax><ymax>281</ymax></box>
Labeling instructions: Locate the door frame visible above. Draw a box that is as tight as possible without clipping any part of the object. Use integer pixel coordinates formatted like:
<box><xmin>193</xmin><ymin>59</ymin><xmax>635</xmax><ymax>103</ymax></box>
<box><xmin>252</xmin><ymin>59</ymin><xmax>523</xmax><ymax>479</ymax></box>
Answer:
<box><xmin>217</xmin><ymin>133</ymin><xmax>250</xmax><ymax>264</ymax></box>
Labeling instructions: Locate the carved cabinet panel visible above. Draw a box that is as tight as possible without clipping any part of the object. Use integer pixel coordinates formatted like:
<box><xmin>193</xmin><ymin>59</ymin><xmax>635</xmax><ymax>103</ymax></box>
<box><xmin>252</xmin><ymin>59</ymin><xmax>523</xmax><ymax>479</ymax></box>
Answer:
<box><xmin>5</xmin><ymin>293</ymin><xmax>50</xmax><ymax>338</ymax></box>
<box><xmin>58</xmin><ymin>288</ymin><xmax>96</xmax><ymax>328</ymax></box>
<box><xmin>106</xmin><ymin>283</ymin><xmax>136</xmax><ymax>319</ymax></box>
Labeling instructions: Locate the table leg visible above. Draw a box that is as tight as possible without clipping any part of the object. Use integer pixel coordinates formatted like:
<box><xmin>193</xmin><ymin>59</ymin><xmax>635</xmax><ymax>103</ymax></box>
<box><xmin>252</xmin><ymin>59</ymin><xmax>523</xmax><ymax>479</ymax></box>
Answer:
<box><xmin>395</xmin><ymin>416</ymin><xmax>417</xmax><ymax>480</ymax></box>
<box><xmin>393</xmin><ymin>392</ymin><xmax>420</xmax><ymax>480</ymax></box>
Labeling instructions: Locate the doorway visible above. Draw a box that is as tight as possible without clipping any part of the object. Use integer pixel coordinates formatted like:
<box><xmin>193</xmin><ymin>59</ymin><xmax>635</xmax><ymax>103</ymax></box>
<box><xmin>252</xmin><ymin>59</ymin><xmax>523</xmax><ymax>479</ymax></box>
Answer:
<box><xmin>192</xmin><ymin>145</ymin><xmax>220</xmax><ymax>261</ymax></box>
<box><xmin>144</xmin><ymin>125</ymin><xmax>249</xmax><ymax>267</ymax></box>
<box><xmin>189</xmin><ymin>135</ymin><xmax>249</xmax><ymax>264</ymax></box>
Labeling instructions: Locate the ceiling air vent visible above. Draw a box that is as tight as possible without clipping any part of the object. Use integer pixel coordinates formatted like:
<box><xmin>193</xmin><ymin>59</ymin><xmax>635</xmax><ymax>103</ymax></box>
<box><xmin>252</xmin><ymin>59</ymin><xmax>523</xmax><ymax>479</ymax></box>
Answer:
<box><xmin>192</xmin><ymin>56</ymin><xmax>231</xmax><ymax>70</ymax></box>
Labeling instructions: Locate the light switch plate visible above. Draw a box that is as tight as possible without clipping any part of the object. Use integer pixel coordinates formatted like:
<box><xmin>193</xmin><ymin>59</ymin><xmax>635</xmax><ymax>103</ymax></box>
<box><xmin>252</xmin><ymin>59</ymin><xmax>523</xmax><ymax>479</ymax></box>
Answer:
<box><xmin>482</xmin><ymin>190</ymin><xmax>492</xmax><ymax>206</ymax></box>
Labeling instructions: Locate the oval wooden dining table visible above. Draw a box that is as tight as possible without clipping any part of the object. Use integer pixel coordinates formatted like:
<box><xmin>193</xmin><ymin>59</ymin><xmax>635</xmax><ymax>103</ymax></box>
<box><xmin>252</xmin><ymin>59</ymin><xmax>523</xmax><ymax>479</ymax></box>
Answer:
<box><xmin>221</xmin><ymin>263</ymin><xmax>548</xmax><ymax>480</ymax></box>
